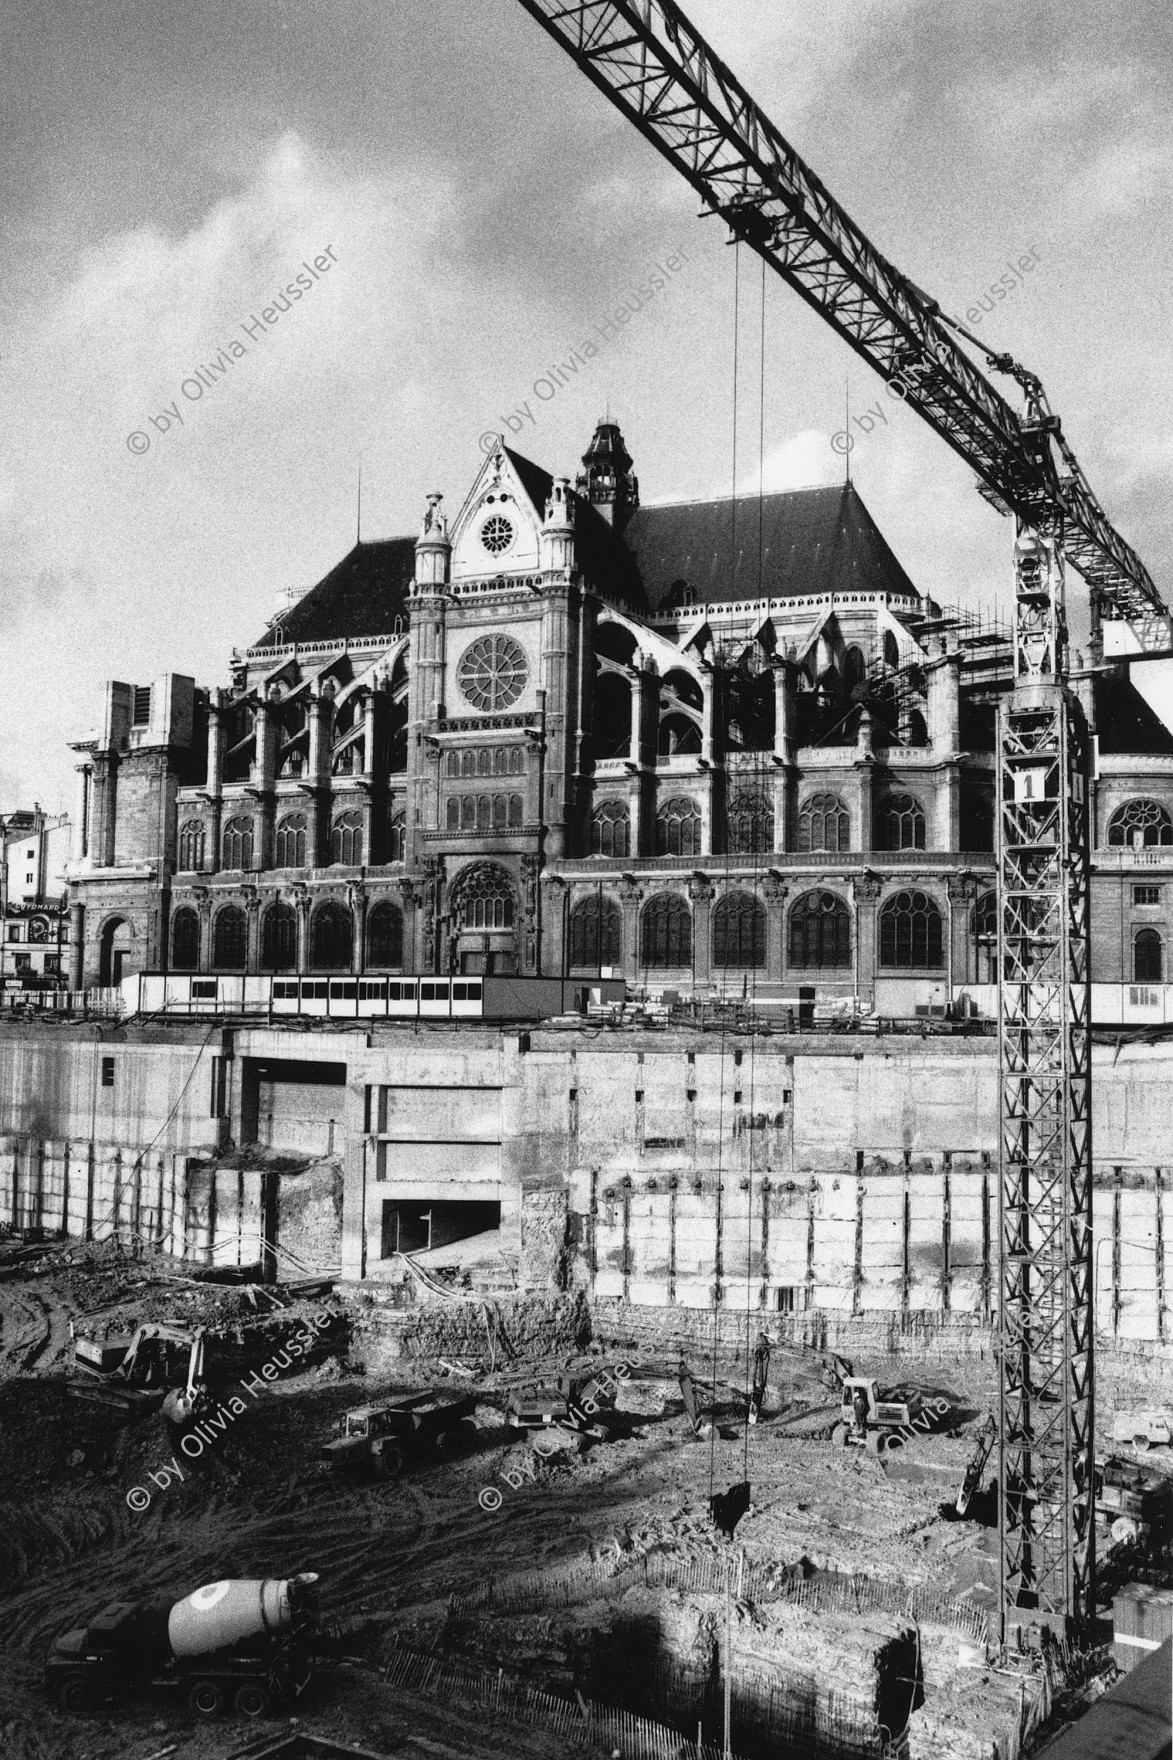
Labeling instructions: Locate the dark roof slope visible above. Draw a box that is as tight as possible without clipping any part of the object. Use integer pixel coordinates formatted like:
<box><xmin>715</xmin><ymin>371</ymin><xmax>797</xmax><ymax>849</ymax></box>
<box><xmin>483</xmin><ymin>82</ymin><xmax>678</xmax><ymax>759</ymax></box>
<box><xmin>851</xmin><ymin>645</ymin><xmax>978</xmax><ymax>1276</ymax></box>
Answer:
<box><xmin>253</xmin><ymin>538</ymin><xmax>417</xmax><ymax>648</ymax></box>
<box><xmin>621</xmin><ymin>481</ymin><xmax>919</xmax><ymax>611</ymax></box>
<box><xmin>1095</xmin><ymin>673</ymin><xmax>1173</xmax><ymax>755</ymax></box>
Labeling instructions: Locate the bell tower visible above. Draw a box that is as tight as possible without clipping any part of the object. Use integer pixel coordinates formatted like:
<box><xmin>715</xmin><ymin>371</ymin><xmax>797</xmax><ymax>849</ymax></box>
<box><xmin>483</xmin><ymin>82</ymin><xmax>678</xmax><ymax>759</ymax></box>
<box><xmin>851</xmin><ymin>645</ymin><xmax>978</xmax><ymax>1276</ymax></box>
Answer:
<box><xmin>576</xmin><ymin>419</ymin><xmax>639</xmax><ymax>529</ymax></box>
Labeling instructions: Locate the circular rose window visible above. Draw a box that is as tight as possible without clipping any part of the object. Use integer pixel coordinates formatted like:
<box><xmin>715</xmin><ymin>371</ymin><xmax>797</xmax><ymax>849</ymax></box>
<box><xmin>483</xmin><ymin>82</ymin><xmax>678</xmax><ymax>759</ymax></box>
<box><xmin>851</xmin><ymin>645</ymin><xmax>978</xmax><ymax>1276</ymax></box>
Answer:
<box><xmin>480</xmin><ymin>514</ymin><xmax>514</xmax><ymax>556</ymax></box>
<box><xmin>458</xmin><ymin>634</ymin><xmax>528</xmax><ymax>712</ymax></box>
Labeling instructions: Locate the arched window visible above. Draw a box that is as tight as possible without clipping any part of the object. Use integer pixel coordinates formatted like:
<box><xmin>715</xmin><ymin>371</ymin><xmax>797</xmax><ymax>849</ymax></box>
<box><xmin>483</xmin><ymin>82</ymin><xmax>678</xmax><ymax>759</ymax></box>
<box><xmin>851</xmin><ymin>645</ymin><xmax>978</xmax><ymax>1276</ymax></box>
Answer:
<box><xmin>1109</xmin><ymin>800</ymin><xmax>1173</xmax><ymax>848</ymax></box>
<box><xmin>591</xmin><ymin>800</ymin><xmax>630</xmax><ymax>859</ymax></box>
<box><xmin>389</xmin><ymin>810</ymin><xmax>406</xmax><ymax>863</ymax></box>
<box><xmin>569</xmin><ymin>895</ymin><xmax>622</xmax><ymax>969</ymax></box>
<box><xmin>366</xmin><ymin>900</ymin><xmax>404</xmax><ymax>968</ymax></box>
<box><xmin>798</xmin><ymin>794</ymin><xmax>850</xmax><ymax>854</ymax></box>
<box><xmin>261</xmin><ymin>901</ymin><xmax>297</xmax><ymax>971</ymax></box>
<box><xmin>1135</xmin><ymin>928</ymin><xmax>1163</xmax><ymax>983</ymax></box>
<box><xmin>451</xmin><ymin>863</ymin><xmax>514</xmax><ymax>931</ymax></box>
<box><xmin>310</xmin><ymin>901</ymin><xmax>353</xmax><ymax>970</ymax></box>
<box><xmin>713</xmin><ymin>893</ymin><xmax>766</xmax><ymax>967</ymax></box>
<box><xmin>879</xmin><ymin>889</ymin><xmax>944</xmax><ymax>968</ymax></box>
<box><xmin>222</xmin><ymin>816</ymin><xmax>254</xmax><ymax>871</ymax></box>
<box><xmin>788</xmin><ymin>890</ymin><xmax>851</xmax><ymax>969</ymax></box>
<box><xmin>726</xmin><ymin>792</ymin><xmax>773</xmax><ymax>855</ymax></box>
<box><xmin>843</xmin><ymin>647</ymin><xmax>867</xmax><ymax>698</ymax></box>
<box><xmin>446</xmin><ymin>752</ymin><xmax>459</xmax><ymax>778</ymax></box>
<box><xmin>974</xmin><ymin>890</ymin><xmax>999</xmax><ymax>985</ymax></box>
<box><xmin>331</xmin><ymin>809</ymin><xmax>363</xmax><ymax>866</ymax></box>
<box><xmin>905</xmin><ymin>710</ymin><xmax>928</xmax><ymax>748</ymax></box>
<box><xmin>640</xmin><ymin>893</ymin><xmax>692</xmax><ymax>968</ymax></box>
<box><xmin>274</xmin><ymin>812</ymin><xmax>307</xmax><ymax>868</ymax></box>
<box><xmin>177</xmin><ymin>821</ymin><xmax>205</xmax><ymax>872</ymax></box>
<box><xmin>876</xmin><ymin>792</ymin><xmax>926</xmax><ymax>852</ymax></box>
<box><xmin>212</xmin><ymin>904</ymin><xmax>247</xmax><ymax>970</ymax></box>
<box><xmin>171</xmin><ymin>906</ymin><xmax>200</xmax><ymax>971</ymax></box>
<box><xmin>656</xmin><ymin>796</ymin><xmax>701</xmax><ymax>857</ymax></box>
<box><xmin>883</xmin><ymin>631</ymin><xmax>900</xmax><ymax>670</ymax></box>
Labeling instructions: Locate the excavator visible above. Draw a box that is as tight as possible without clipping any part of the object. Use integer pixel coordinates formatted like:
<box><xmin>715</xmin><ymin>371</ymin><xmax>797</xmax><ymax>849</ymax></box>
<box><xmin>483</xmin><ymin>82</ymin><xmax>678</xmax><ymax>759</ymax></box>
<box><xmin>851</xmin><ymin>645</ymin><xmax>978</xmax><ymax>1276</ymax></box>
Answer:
<box><xmin>69</xmin><ymin>1323</ymin><xmax>209</xmax><ymax>1422</ymax></box>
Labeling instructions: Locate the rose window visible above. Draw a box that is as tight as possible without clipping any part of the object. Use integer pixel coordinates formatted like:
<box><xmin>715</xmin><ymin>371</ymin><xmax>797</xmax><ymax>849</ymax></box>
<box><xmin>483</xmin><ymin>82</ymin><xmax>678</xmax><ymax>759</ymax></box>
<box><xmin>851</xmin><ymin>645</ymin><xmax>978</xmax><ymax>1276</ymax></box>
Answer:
<box><xmin>480</xmin><ymin>514</ymin><xmax>514</xmax><ymax>556</ymax></box>
<box><xmin>458</xmin><ymin>634</ymin><xmax>528</xmax><ymax>712</ymax></box>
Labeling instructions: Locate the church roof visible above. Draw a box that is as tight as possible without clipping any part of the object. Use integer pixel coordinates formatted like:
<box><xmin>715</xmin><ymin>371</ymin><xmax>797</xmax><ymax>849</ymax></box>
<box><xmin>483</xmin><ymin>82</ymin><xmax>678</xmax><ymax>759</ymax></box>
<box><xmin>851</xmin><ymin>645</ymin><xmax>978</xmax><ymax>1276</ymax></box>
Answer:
<box><xmin>1094</xmin><ymin>672</ymin><xmax>1173</xmax><ymax>755</ymax></box>
<box><xmin>620</xmin><ymin>481</ymin><xmax>920</xmax><ymax>611</ymax></box>
<box><xmin>253</xmin><ymin>538</ymin><xmax>417</xmax><ymax>648</ymax></box>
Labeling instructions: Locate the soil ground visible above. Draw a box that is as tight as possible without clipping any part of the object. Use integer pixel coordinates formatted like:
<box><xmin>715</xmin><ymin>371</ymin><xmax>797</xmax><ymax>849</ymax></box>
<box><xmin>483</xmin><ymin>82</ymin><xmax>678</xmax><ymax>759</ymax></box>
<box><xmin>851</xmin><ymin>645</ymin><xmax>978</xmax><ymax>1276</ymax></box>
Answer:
<box><xmin>1</xmin><ymin>1238</ymin><xmax>1167</xmax><ymax>1760</ymax></box>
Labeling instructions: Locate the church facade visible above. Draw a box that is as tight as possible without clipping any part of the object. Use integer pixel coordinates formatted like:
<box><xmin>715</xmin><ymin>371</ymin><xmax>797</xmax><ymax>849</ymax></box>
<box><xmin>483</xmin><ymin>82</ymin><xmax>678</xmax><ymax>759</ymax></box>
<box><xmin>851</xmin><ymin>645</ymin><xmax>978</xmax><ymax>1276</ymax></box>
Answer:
<box><xmin>65</xmin><ymin>421</ymin><xmax>1173</xmax><ymax>1019</ymax></box>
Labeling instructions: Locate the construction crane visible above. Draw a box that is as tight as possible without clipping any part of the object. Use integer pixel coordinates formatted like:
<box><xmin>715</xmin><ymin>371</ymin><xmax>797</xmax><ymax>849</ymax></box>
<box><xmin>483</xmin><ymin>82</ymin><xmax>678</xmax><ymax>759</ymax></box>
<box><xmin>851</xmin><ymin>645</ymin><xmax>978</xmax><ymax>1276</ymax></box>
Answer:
<box><xmin>514</xmin><ymin>0</ymin><xmax>1172</xmax><ymax>1641</ymax></box>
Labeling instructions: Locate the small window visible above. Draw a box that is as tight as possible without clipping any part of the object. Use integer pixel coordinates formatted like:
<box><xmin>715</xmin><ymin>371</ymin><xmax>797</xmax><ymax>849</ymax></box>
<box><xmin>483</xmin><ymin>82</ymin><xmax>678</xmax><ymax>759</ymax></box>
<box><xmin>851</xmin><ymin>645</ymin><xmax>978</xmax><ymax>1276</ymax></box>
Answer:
<box><xmin>101</xmin><ymin>1056</ymin><xmax>115</xmax><ymax>1087</ymax></box>
<box><xmin>132</xmin><ymin>685</ymin><xmax>152</xmax><ymax>726</ymax></box>
<box><xmin>1133</xmin><ymin>885</ymin><xmax>1162</xmax><ymax>906</ymax></box>
<box><xmin>776</xmin><ymin>1286</ymin><xmax>798</xmax><ymax>1313</ymax></box>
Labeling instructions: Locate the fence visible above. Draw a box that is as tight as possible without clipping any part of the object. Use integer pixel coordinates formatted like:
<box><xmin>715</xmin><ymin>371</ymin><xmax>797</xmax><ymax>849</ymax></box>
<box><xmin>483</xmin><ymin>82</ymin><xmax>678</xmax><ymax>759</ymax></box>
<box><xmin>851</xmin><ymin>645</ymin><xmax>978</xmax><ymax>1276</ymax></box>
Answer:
<box><xmin>446</xmin><ymin>1546</ymin><xmax>988</xmax><ymax>1643</ymax></box>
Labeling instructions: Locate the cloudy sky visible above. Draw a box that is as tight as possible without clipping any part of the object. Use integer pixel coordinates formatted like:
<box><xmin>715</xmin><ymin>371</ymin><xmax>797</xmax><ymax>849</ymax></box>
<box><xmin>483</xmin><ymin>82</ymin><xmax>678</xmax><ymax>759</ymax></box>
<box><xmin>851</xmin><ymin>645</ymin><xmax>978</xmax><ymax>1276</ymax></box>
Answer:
<box><xmin>3</xmin><ymin>0</ymin><xmax>1171</xmax><ymax>811</ymax></box>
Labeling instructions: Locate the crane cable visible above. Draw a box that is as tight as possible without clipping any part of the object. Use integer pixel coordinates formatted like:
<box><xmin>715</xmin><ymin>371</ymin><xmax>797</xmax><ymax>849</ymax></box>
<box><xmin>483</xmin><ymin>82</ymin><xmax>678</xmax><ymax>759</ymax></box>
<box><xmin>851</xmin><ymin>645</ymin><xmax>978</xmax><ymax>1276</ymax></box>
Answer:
<box><xmin>708</xmin><ymin>232</ymin><xmax>742</xmax><ymax>1507</ymax></box>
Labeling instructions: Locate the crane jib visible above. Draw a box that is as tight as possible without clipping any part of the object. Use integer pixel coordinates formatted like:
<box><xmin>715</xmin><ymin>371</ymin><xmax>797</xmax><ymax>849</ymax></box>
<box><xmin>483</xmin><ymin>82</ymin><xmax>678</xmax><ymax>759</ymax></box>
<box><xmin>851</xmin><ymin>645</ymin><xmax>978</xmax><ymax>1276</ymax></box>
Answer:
<box><xmin>516</xmin><ymin>0</ymin><xmax>1163</xmax><ymax>625</ymax></box>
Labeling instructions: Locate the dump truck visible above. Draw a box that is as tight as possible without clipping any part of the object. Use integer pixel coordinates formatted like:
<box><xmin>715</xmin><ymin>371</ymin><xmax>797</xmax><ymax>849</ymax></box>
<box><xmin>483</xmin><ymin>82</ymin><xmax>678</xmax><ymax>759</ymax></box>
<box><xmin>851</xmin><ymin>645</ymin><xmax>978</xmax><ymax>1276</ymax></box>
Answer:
<box><xmin>321</xmin><ymin>1392</ymin><xmax>479</xmax><ymax>1477</ymax></box>
<box><xmin>45</xmin><ymin>1573</ymin><xmax>322</xmax><ymax>1718</ymax></box>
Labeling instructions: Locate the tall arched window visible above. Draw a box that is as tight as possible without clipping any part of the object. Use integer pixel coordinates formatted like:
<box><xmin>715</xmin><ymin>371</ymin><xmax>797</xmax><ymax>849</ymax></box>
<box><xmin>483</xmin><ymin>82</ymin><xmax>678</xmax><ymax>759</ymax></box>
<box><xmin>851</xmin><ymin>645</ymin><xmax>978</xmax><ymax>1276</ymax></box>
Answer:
<box><xmin>222</xmin><ymin>816</ymin><xmax>254</xmax><ymax>870</ymax></box>
<box><xmin>798</xmin><ymin>794</ymin><xmax>850</xmax><ymax>854</ymax></box>
<box><xmin>640</xmin><ymin>893</ymin><xmax>692</xmax><ymax>968</ymax></box>
<box><xmin>310</xmin><ymin>901</ymin><xmax>353</xmax><ymax>970</ymax></box>
<box><xmin>366</xmin><ymin>900</ymin><xmax>403</xmax><ymax>968</ymax></box>
<box><xmin>883</xmin><ymin>631</ymin><xmax>900</xmax><ymax>670</ymax></box>
<box><xmin>876</xmin><ymin>793</ymin><xmax>926</xmax><ymax>852</ymax></box>
<box><xmin>177</xmin><ymin>821</ymin><xmax>205</xmax><ymax>872</ymax></box>
<box><xmin>713</xmin><ymin>893</ymin><xmax>765</xmax><ymax>967</ymax></box>
<box><xmin>726</xmin><ymin>792</ymin><xmax>773</xmax><ymax>855</ymax></box>
<box><xmin>274</xmin><ymin>812</ymin><xmax>307</xmax><ymax>868</ymax></box>
<box><xmin>212</xmin><ymin>904</ymin><xmax>247</xmax><ymax>970</ymax></box>
<box><xmin>569</xmin><ymin>895</ymin><xmax>622</xmax><ymax>968</ymax></box>
<box><xmin>1109</xmin><ymin>800</ymin><xmax>1173</xmax><ymax>848</ymax></box>
<box><xmin>591</xmin><ymin>801</ymin><xmax>630</xmax><ymax>858</ymax></box>
<box><xmin>451</xmin><ymin>864</ymin><xmax>514</xmax><ymax>930</ymax></box>
<box><xmin>879</xmin><ymin>889</ymin><xmax>944</xmax><ymax>968</ymax></box>
<box><xmin>843</xmin><ymin>647</ymin><xmax>867</xmax><ymax>698</ymax></box>
<box><xmin>973</xmin><ymin>890</ymin><xmax>998</xmax><ymax>985</ymax></box>
<box><xmin>388</xmin><ymin>810</ymin><xmax>406</xmax><ymax>863</ymax></box>
<box><xmin>171</xmin><ymin>906</ymin><xmax>200</xmax><ymax>971</ymax></box>
<box><xmin>656</xmin><ymin>796</ymin><xmax>701</xmax><ymax>857</ymax></box>
<box><xmin>788</xmin><ymin>891</ymin><xmax>851</xmax><ymax>969</ymax></box>
<box><xmin>261</xmin><ymin>901</ymin><xmax>298</xmax><ymax>971</ymax></box>
<box><xmin>1135</xmin><ymin>928</ymin><xmax>1163</xmax><ymax>983</ymax></box>
<box><xmin>331</xmin><ymin>810</ymin><xmax>363</xmax><ymax>866</ymax></box>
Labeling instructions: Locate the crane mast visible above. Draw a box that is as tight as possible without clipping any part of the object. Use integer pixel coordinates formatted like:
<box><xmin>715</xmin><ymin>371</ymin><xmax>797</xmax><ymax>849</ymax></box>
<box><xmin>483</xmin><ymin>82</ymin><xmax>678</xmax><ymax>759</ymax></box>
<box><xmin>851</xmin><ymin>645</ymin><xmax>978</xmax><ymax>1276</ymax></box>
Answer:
<box><xmin>514</xmin><ymin>0</ymin><xmax>1170</xmax><ymax>1638</ymax></box>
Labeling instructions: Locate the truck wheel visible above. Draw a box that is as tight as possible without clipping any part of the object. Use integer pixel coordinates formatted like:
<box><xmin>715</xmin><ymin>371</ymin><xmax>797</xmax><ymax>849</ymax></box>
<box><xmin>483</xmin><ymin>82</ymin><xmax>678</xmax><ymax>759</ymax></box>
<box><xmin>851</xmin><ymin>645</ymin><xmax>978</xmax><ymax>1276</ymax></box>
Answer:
<box><xmin>189</xmin><ymin>1679</ymin><xmax>225</xmax><ymax>1717</ymax></box>
<box><xmin>434</xmin><ymin>1428</ymin><xmax>462</xmax><ymax>1460</ymax></box>
<box><xmin>373</xmin><ymin>1443</ymin><xmax>405</xmax><ymax>1479</ymax></box>
<box><xmin>459</xmin><ymin>1417</ymin><xmax>479</xmax><ymax>1453</ymax></box>
<box><xmin>830</xmin><ymin>1423</ymin><xmax>848</xmax><ymax>1447</ymax></box>
<box><xmin>1133</xmin><ymin>1434</ymin><xmax>1151</xmax><ymax>1452</ymax></box>
<box><xmin>57</xmin><ymin>1673</ymin><xmax>98</xmax><ymax>1716</ymax></box>
<box><xmin>234</xmin><ymin>1681</ymin><xmax>271</xmax><ymax>1718</ymax></box>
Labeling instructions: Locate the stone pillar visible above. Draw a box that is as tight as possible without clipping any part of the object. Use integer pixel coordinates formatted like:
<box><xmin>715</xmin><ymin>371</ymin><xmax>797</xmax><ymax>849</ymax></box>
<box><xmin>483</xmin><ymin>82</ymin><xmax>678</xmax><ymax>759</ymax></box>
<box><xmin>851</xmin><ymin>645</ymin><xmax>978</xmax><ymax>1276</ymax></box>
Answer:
<box><xmin>69</xmin><ymin>902</ymin><xmax>85</xmax><ymax>990</ymax></box>
<box><xmin>520</xmin><ymin>855</ymin><xmax>541</xmax><ymax>975</ymax></box>
<box><xmin>243</xmin><ymin>886</ymin><xmax>261</xmax><ymax>974</ymax></box>
<box><xmin>700</xmin><ymin>664</ymin><xmax>717</xmax><ymax>768</ymax></box>
<box><xmin>349</xmin><ymin>881</ymin><xmax>367</xmax><ymax>974</ymax></box>
<box><xmin>72</xmin><ymin>766</ymin><xmax>91</xmax><ymax>862</ymax></box>
<box><xmin>292</xmin><ymin>883</ymin><xmax>310</xmax><ymax>973</ymax></box>
<box><xmin>306</xmin><ymin>688</ymin><xmax>333</xmax><ymax>868</ymax></box>
<box><xmin>542</xmin><ymin>875</ymin><xmax>567</xmax><ymax>976</ymax></box>
<box><xmin>194</xmin><ymin>886</ymin><xmax>213</xmax><ymax>975</ymax></box>
<box><xmin>852</xmin><ymin>874</ymin><xmax>882</xmax><ymax>1007</ymax></box>
<box><xmin>397</xmin><ymin>878</ymin><xmax>418</xmax><ymax>972</ymax></box>
<box><xmin>772</xmin><ymin>655</ymin><xmax>798</xmax><ymax>853</ymax></box>
<box><xmin>619</xmin><ymin>876</ymin><xmax>642</xmax><ymax>982</ymax></box>
<box><xmin>205</xmin><ymin>691</ymin><xmax>225</xmax><ymax>875</ymax></box>
<box><xmin>88</xmin><ymin>754</ymin><xmax>115</xmax><ymax>869</ymax></box>
<box><xmin>689</xmin><ymin>874</ymin><xmax>713</xmax><ymax>989</ymax></box>
<box><xmin>763</xmin><ymin>877</ymin><xmax>787</xmax><ymax>981</ymax></box>
<box><xmin>948</xmin><ymin>874</ymin><xmax>976</xmax><ymax>991</ymax></box>
<box><xmin>254</xmin><ymin>696</ymin><xmax>279</xmax><ymax>869</ymax></box>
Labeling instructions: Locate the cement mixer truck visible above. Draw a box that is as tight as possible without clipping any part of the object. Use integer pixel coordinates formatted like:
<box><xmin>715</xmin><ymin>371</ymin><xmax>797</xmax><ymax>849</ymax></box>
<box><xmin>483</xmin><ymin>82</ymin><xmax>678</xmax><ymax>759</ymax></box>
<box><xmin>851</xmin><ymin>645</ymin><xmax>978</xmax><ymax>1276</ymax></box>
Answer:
<box><xmin>45</xmin><ymin>1572</ymin><xmax>323</xmax><ymax>1718</ymax></box>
